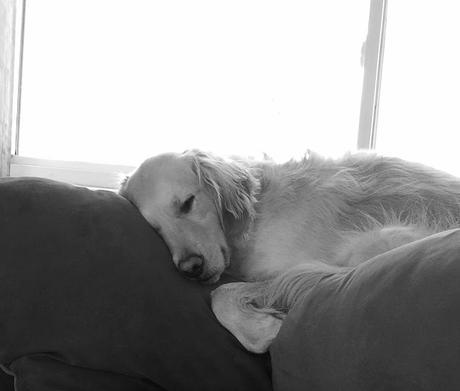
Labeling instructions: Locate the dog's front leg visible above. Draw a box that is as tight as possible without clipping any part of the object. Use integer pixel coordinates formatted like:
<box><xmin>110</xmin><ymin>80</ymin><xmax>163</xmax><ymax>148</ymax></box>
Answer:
<box><xmin>211</xmin><ymin>280</ymin><xmax>285</xmax><ymax>353</ymax></box>
<box><xmin>211</xmin><ymin>261</ymin><xmax>346</xmax><ymax>353</ymax></box>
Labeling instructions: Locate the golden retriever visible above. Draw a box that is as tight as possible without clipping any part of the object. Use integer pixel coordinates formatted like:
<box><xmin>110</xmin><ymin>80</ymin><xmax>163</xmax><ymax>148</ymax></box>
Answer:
<box><xmin>119</xmin><ymin>150</ymin><xmax>460</xmax><ymax>351</ymax></box>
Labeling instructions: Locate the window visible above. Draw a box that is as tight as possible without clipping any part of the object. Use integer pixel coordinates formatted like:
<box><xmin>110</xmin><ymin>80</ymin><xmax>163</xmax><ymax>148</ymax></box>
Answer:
<box><xmin>4</xmin><ymin>1</ymin><xmax>387</xmax><ymax>188</ymax></box>
<box><xmin>376</xmin><ymin>1</ymin><xmax>460</xmax><ymax>176</ymax></box>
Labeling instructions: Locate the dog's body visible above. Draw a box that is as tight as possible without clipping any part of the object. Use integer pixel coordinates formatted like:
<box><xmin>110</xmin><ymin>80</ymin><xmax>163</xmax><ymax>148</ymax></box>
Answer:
<box><xmin>224</xmin><ymin>152</ymin><xmax>460</xmax><ymax>280</ymax></box>
<box><xmin>120</xmin><ymin>150</ymin><xmax>460</xmax><ymax>351</ymax></box>
<box><xmin>121</xmin><ymin>150</ymin><xmax>460</xmax><ymax>281</ymax></box>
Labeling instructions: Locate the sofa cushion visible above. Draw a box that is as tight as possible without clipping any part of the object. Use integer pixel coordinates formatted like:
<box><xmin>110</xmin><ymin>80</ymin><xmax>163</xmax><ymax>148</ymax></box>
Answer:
<box><xmin>271</xmin><ymin>229</ymin><xmax>460</xmax><ymax>391</ymax></box>
<box><xmin>0</xmin><ymin>177</ymin><xmax>271</xmax><ymax>391</ymax></box>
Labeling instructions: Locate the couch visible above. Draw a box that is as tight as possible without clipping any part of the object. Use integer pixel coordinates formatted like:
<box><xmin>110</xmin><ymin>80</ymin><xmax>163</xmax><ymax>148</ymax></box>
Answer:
<box><xmin>2</xmin><ymin>177</ymin><xmax>460</xmax><ymax>390</ymax></box>
<box><xmin>0</xmin><ymin>177</ymin><xmax>271</xmax><ymax>390</ymax></box>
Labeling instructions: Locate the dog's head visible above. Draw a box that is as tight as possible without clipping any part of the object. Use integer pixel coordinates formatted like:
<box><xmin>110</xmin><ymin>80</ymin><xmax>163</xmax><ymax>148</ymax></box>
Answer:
<box><xmin>120</xmin><ymin>150</ymin><xmax>258</xmax><ymax>283</ymax></box>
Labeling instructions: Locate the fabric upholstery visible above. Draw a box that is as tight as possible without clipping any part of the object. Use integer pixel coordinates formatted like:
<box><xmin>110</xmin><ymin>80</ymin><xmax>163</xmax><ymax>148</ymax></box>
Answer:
<box><xmin>0</xmin><ymin>177</ymin><xmax>271</xmax><ymax>391</ymax></box>
<box><xmin>271</xmin><ymin>229</ymin><xmax>460</xmax><ymax>391</ymax></box>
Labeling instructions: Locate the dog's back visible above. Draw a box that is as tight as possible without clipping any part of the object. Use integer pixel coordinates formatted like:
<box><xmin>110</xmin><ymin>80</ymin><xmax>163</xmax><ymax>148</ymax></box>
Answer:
<box><xmin>231</xmin><ymin>153</ymin><xmax>460</xmax><ymax>279</ymax></box>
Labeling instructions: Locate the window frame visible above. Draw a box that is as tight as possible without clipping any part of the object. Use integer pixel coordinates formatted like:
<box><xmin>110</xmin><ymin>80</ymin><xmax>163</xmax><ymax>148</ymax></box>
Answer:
<box><xmin>358</xmin><ymin>0</ymin><xmax>387</xmax><ymax>149</ymax></box>
<box><xmin>1</xmin><ymin>0</ymin><xmax>387</xmax><ymax>189</ymax></box>
<box><xmin>0</xmin><ymin>0</ymin><xmax>19</xmax><ymax>177</ymax></box>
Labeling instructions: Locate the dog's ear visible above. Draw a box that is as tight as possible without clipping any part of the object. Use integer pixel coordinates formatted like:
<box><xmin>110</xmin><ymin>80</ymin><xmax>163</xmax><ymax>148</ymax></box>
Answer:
<box><xmin>186</xmin><ymin>150</ymin><xmax>259</xmax><ymax>233</ymax></box>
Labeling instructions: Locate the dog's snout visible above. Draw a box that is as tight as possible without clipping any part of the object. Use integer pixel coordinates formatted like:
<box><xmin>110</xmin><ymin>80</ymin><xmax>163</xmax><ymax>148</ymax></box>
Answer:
<box><xmin>178</xmin><ymin>255</ymin><xmax>204</xmax><ymax>278</ymax></box>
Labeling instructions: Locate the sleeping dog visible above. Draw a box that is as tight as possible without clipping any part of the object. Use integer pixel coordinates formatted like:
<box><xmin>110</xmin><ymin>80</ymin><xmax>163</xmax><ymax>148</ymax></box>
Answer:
<box><xmin>119</xmin><ymin>150</ymin><xmax>460</xmax><ymax>351</ymax></box>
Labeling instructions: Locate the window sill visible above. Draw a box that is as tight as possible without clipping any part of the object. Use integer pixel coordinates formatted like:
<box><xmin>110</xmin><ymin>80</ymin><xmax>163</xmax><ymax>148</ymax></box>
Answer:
<box><xmin>9</xmin><ymin>156</ymin><xmax>134</xmax><ymax>189</ymax></box>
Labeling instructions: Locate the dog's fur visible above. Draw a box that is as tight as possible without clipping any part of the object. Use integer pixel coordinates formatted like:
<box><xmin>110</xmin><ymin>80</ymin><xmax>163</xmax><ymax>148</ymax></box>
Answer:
<box><xmin>119</xmin><ymin>150</ymin><xmax>460</xmax><ymax>351</ymax></box>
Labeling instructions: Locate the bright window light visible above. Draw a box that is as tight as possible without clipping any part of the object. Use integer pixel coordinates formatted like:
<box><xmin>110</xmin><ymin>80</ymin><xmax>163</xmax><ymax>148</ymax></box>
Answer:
<box><xmin>19</xmin><ymin>1</ymin><xmax>369</xmax><ymax>165</ymax></box>
<box><xmin>376</xmin><ymin>1</ymin><xmax>460</xmax><ymax>176</ymax></box>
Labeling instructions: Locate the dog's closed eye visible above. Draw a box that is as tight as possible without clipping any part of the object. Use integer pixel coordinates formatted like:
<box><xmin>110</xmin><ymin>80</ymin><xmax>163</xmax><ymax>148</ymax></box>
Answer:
<box><xmin>179</xmin><ymin>195</ymin><xmax>195</xmax><ymax>214</ymax></box>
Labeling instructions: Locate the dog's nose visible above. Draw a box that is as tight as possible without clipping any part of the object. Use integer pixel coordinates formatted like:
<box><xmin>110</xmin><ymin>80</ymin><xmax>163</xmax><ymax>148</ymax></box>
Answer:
<box><xmin>178</xmin><ymin>255</ymin><xmax>204</xmax><ymax>278</ymax></box>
